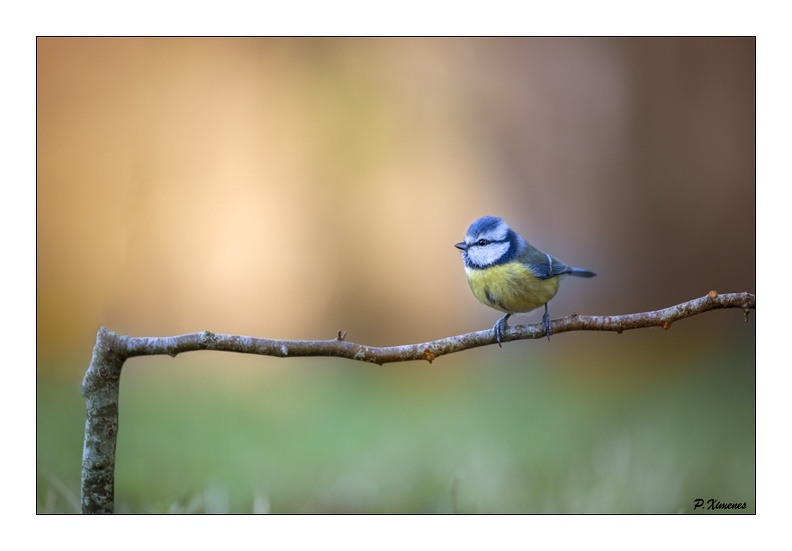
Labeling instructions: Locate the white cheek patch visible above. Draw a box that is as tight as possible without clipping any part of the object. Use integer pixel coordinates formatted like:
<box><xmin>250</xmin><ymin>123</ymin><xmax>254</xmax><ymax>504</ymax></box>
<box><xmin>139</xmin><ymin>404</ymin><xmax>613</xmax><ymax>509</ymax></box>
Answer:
<box><xmin>467</xmin><ymin>241</ymin><xmax>510</xmax><ymax>267</ymax></box>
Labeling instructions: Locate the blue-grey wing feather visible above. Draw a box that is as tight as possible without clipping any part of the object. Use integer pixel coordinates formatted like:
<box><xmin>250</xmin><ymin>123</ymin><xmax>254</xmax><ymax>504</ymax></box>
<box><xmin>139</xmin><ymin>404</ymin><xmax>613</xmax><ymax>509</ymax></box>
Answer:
<box><xmin>527</xmin><ymin>256</ymin><xmax>596</xmax><ymax>279</ymax></box>
<box><xmin>516</xmin><ymin>239</ymin><xmax>596</xmax><ymax>279</ymax></box>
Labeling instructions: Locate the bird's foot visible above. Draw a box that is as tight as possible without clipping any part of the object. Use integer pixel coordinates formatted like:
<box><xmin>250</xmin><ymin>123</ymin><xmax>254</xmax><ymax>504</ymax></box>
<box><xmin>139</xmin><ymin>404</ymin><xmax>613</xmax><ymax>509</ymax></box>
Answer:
<box><xmin>493</xmin><ymin>314</ymin><xmax>511</xmax><ymax>348</ymax></box>
<box><xmin>542</xmin><ymin>306</ymin><xmax>552</xmax><ymax>341</ymax></box>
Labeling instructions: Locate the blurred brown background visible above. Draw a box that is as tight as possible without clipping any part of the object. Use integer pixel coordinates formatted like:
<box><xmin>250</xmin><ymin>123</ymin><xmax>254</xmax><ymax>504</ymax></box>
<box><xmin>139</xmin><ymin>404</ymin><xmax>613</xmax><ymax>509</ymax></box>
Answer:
<box><xmin>37</xmin><ymin>38</ymin><xmax>755</xmax><ymax>513</ymax></box>
<box><xmin>37</xmin><ymin>37</ymin><xmax>754</xmax><ymax>358</ymax></box>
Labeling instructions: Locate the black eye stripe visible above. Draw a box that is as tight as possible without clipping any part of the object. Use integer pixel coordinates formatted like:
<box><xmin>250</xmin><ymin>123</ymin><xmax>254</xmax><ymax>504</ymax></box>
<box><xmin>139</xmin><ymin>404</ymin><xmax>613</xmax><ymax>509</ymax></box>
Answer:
<box><xmin>471</xmin><ymin>238</ymin><xmax>506</xmax><ymax>246</ymax></box>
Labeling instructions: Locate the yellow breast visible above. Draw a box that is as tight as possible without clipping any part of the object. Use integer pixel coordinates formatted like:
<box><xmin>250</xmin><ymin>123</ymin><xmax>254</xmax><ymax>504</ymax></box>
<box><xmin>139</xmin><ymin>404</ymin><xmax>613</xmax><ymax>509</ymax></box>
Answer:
<box><xmin>465</xmin><ymin>262</ymin><xmax>560</xmax><ymax>314</ymax></box>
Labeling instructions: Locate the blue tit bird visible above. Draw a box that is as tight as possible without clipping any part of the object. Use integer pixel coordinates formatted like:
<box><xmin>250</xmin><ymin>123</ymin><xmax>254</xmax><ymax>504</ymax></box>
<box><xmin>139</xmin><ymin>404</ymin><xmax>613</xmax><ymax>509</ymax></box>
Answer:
<box><xmin>455</xmin><ymin>216</ymin><xmax>596</xmax><ymax>346</ymax></box>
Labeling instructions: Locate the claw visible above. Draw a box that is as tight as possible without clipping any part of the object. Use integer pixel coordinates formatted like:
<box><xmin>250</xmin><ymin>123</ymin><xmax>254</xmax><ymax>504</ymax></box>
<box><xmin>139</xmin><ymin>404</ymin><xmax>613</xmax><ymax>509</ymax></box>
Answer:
<box><xmin>542</xmin><ymin>304</ymin><xmax>552</xmax><ymax>340</ymax></box>
<box><xmin>493</xmin><ymin>314</ymin><xmax>511</xmax><ymax>347</ymax></box>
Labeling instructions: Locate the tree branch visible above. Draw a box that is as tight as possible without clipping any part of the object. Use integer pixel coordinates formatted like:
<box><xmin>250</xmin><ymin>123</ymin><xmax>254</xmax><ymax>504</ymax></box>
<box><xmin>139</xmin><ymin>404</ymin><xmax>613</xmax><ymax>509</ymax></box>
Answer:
<box><xmin>80</xmin><ymin>290</ymin><xmax>754</xmax><ymax>513</ymax></box>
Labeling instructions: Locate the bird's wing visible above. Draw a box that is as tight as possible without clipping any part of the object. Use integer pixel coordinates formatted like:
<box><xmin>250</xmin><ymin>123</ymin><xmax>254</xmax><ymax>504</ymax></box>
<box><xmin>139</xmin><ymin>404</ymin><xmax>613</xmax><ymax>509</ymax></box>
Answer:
<box><xmin>526</xmin><ymin>253</ymin><xmax>571</xmax><ymax>279</ymax></box>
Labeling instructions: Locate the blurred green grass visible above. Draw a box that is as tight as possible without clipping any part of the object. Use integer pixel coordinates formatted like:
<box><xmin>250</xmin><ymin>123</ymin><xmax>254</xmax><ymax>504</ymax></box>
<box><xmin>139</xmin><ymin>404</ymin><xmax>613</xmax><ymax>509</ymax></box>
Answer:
<box><xmin>37</xmin><ymin>333</ymin><xmax>754</xmax><ymax>513</ymax></box>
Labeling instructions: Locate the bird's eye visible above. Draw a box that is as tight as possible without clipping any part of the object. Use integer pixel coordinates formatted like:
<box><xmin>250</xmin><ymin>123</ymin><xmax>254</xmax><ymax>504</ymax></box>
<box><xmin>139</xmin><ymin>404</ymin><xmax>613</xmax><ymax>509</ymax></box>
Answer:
<box><xmin>476</xmin><ymin>239</ymin><xmax>488</xmax><ymax>246</ymax></box>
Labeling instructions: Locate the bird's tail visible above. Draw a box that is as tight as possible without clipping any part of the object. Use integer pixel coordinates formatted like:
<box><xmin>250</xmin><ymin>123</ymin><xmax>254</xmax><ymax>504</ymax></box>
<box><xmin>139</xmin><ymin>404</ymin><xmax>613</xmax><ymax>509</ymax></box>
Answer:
<box><xmin>567</xmin><ymin>267</ymin><xmax>597</xmax><ymax>277</ymax></box>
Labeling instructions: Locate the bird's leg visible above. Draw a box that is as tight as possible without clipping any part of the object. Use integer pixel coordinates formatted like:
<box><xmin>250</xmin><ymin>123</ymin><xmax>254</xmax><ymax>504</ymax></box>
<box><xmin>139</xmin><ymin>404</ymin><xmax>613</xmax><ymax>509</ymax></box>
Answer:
<box><xmin>542</xmin><ymin>304</ymin><xmax>552</xmax><ymax>340</ymax></box>
<box><xmin>493</xmin><ymin>313</ymin><xmax>511</xmax><ymax>347</ymax></box>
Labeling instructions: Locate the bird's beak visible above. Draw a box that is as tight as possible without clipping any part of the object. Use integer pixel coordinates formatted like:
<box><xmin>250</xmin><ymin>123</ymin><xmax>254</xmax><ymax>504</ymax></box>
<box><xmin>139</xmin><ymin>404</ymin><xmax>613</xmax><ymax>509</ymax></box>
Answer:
<box><xmin>454</xmin><ymin>242</ymin><xmax>468</xmax><ymax>251</ymax></box>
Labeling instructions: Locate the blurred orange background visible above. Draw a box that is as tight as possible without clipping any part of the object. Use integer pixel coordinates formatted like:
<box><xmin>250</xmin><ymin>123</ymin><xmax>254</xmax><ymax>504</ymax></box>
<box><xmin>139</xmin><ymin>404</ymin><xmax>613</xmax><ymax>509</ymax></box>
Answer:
<box><xmin>37</xmin><ymin>38</ymin><xmax>755</xmax><ymax>513</ymax></box>
<box><xmin>37</xmin><ymin>37</ymin><xmax>754</xmax><ymax>363</ymax></box>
